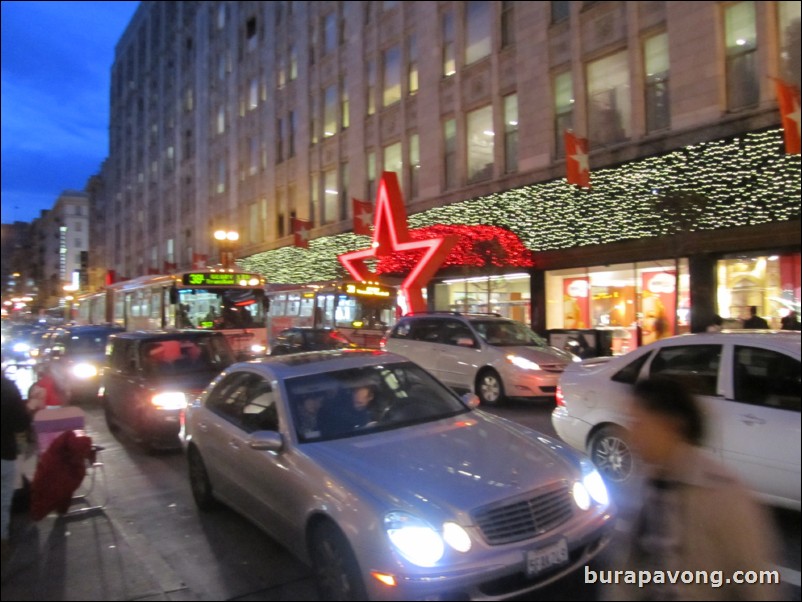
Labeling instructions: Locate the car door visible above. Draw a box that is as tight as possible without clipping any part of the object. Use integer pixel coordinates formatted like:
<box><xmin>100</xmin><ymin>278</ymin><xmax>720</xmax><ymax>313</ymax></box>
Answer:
<box><xmin>647</xmin><ymin>343</ymin><xmax>725</xmax><ymax>459</ymax></box>
<box><xmin>437</xmin><ymin>319</ymin><xmax>481</xmax><ymax>390</ymax></box>
<box><xmin>199</xmin><ymin>371</ymin><xmax>291</xmax><ymax>540</ymax></box>
<box><xmin>718</xmin><ymin>344</ymin><xmax>801</xmax><ymax>507</ymax></box>
<box><xmin>105</xmin><ymin>339</ymin><xmax>139</xmax><ymax>426</ymax></box>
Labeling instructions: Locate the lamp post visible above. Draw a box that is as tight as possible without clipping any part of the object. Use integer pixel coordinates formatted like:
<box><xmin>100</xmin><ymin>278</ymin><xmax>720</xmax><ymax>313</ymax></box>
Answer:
<box><xmin>214</xmin><ymin>230</ymin><xmax>240</xmax><ymax>268</ymax></box>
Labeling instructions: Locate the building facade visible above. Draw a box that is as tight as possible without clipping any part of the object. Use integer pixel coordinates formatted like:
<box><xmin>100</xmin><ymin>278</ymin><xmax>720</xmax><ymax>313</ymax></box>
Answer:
<box><xmin>102</xmin><ymin>1</ymin><xmax>800</xmax><ymax>341</ymax></box>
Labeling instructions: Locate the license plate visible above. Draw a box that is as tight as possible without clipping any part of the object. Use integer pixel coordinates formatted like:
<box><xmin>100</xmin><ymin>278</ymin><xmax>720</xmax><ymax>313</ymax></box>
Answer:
<box><xmin>525</xmin><ymin>538</ymin><xmax>569</xmax><ymax>577</ymax></box>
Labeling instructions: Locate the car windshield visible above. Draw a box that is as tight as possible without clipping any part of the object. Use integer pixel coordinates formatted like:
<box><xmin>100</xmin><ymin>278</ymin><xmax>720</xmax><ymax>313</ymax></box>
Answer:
<box><xmin>287</xmin><ymin>362</ymin><xmax>470</xmax><ymax>442</ymax></box>
<box><xmin>470</xmin><ymin>320</ymin><xmax>549</xmax><ymax>347</ymax></box>
<box><xmin>140</xmin><ymin>336</ymin><xmax>234</xmax><ymax>376</ymax></box>
<box><xmin>66</xmin><ymin>331</ymin><xmax>118</xmax><ymax>354</ymax></box>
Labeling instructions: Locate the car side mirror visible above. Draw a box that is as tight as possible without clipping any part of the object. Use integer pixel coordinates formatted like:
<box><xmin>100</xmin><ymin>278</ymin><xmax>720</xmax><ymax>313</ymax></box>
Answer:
<box><xmin>462</xmin><ymin>392</ymin><xmax>480</xmax><ymax>409</ymax></box>
<box><xmin>248</xmin><ymin>430</ymin><xmax>283</xmax><ymax>451</ymax></box>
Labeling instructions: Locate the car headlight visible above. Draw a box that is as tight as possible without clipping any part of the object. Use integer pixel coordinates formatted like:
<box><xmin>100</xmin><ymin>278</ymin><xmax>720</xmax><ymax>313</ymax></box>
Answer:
<box><xmin>12</xmin><ymin>342</ymin><xmax>31</xmax><ymax>353</ymax></box>
<box><xmin>384</xmin><ymin>512</ymin><xmax>444</xmax><ymax>566</ymax></box>
<box><xmin>572</xmin><ymin>481</ymin><xmax>591</xmax><ymax>511</ymax></box>
<box><xmin>442</xmin><ymin>521</ymin><xmax>471</xmax><ymax>553</ymax></box>
<box><xmin>150</xmin><ymin>391</ymin><xmax>188</xmax><ymax>410</ymax></box>
<box><xmin>251</xmin><ymin>343</ymin><xmax>267</xmax><ymax>354</ymax></box>
<box><xmin>72</xmin><ymin>362</ymin><xmax>98</xmax><ymax>379</ymax></box>
<box><xmin>506</xmin><ymin>354</ymin><xmax>541</xmax><ymax>370</ymax></box>
<box><xmin>575</xmin><ymin>460</ymin><xmax>609</xmax><ymax>509</ymax></box>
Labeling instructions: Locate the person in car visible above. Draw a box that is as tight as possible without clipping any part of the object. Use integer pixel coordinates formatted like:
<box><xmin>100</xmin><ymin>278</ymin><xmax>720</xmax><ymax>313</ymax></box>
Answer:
<box><xmin>318</xmin><ymin>380</ymin><xmax>376</xmax><ymax>437</ymax></box>
<box><xmin>618</xmin><ymin>375</ymin><xmax>781</xmax><ymax>601</ymax></box>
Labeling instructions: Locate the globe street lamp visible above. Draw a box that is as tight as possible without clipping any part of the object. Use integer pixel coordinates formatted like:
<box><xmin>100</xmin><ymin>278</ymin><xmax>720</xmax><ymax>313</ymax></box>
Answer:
<box><xmin>214</xmin><ymin>230</ymin><xmax>240</xmax><ymax>268</ymax></box>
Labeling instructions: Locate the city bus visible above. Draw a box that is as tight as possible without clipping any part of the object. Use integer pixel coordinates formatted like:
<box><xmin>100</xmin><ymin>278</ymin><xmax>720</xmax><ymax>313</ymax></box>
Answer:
<box><xmin>75</xmin><ymin>270</ymin><xmax>268</xmax><ymax>357</ymax></box>
<box><xmin>266</xmin><ymin>280</ymin><xmax>398</xmax><ymax>349</ymax></box>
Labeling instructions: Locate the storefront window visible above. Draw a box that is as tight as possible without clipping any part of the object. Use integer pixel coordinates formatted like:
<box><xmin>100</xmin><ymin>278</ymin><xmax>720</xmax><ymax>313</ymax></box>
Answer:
<box><xmin>545</xmin><ymin>260</ymin><xmax>690</xmax><ymax>354</ymax></box>
<box><xmin>434</xmin><ymin>273</ymin><xmax>531</xmax><ymax>324</ymax></box>
<box><xmin>716</xmin><ymin>253</ymin><xmax>800</xmax><ymax>328</ymax></box>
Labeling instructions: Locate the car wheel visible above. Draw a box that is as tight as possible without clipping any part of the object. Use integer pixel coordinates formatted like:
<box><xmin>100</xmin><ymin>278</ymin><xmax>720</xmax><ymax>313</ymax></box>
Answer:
<box><xmin>590</xmin><ymin>426</ymin><xmax>635</xmax><ymax>484</ymax></box>
<box><xmin>188</xmin><ymin>446</ymin><xmax>219</xmax><ymax>511</ymax></box>
<box><xmin>311</xmin><ymin>521</ymin><xmax>367</xmax><ymax>601</ymax></box>
<box><xmin>476</xmin><ymin>369</ymin><xmax>504</xmax><ymax>406</ymax></box>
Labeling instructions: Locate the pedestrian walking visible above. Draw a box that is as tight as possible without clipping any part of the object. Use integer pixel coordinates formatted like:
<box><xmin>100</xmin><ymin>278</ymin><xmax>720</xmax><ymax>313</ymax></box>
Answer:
<box><xmin>743</xmin><ymin>306</ymin><xmax>769</xmax><ymax>329</ymax></box>
<box><xmin>2</xmin><ymin>369</ymin><xmax>32</xmax><ymax>566</ymax></box>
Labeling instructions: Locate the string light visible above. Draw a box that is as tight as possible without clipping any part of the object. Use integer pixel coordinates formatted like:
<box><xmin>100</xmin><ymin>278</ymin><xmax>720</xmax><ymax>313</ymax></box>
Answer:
<box><xmin>240</xmin><ymin>128</ymin><xmax>800</xmax><ymax>283</ymax></box>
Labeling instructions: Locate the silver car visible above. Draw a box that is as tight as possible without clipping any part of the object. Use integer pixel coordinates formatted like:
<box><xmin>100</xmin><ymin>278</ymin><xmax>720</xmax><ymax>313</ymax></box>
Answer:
<box><xmin>186</xmin><ymin>350</ymin><xmax>614</xmax><ymax>600</ymax></box>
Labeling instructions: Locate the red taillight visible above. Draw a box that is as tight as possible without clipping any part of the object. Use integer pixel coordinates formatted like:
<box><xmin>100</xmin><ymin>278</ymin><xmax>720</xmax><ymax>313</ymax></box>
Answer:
<box><xmin>329</xmin><ymin>331</ymin><xmax>350</xmax><ymax>344</ymax></box>
<box><xmin>379</xmin><ymin>334</ymin><xmax>388</xmax><ymax>349</ymax></box>
<box><xmin>555</xmin><ymin>385</ymin><xmax>565</xmax><ymax>407</ymax></box>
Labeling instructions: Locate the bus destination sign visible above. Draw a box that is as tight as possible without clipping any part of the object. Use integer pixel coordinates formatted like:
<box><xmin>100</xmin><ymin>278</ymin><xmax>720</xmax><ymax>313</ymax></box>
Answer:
<box><xmin>183</xmin><ymin>273</ymin><xmax>254</xmax><ymax>286</ymax></box>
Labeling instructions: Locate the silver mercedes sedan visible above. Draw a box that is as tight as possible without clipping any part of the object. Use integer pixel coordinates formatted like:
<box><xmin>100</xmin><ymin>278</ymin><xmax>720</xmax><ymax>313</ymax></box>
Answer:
<box><xmin>186</xmin><ymin>350</ymin><xmax>614</xmax><ymax>601</ymax></box>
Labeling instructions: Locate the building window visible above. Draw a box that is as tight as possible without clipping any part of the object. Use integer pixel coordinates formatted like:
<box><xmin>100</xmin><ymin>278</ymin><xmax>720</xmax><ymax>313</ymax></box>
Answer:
<box><xmin>323</xmin><ymin>12</ymin><xmax>336</xmax><ymax>55</ymax></box>
<box><xmin>249</xmin><ymin>78</ymin><xmax>258</xmax><ymax>110</ymax></box>
<box><xmin>216</xmin><ymin>105</ymin><xmax>225</xmax><ymax>135</ymax></box>
<box><xmin>778</xmin><ymin>1</ymin><xmax>801</xmax><ymax>89</ymax></box>
<box><xmin>249</xmin><ymin>137</ymin><xmax>258</xmax><ymax>175</ymax></box>
<box><xmin>367</xmin><ymin>151</ymin><xmax>377</xmax><ymax>200</ymax></box>
<box><xmin>216</xmin><ymin>3</ymin><xmax>226</xmax><ymax>29</ymax></box>
<box><xmin>725</xmin><ymin>1</ymin><xmax>758</xmax><ymax>110</ymax></box>
<box><xmin>216</xmin><ymin>159</ymin><xmax>226</xmax><ymax>194</ymax></box>
<box><xmin>644</xmin><ymin>33</ymin><xmax>670</xmax><ymax>132</ymax></box>
<box><xmin>407</xmin><ymin>35</ymin><xmax>419</xmax><ymax>95</ymax></box>
<box><xmin>383</xmin><ymin>44</ymin><xmax>402</xmax><ymax>107</ymax></box>
<box><xmin>383</xmin><ymin>142</ymin><xmax>403</xmax><ymax>194</ymax></box>
<box><xmin>246</xmin><ymin>17</ymin><xmax>257</xmax><ymax>53</ymax></box>
<box><xmin>465</xmin><ymin>1</ymin><xmax>491</xmax><ymax>65</ymax></box>
<box><xmin>467</xmin><ymin>105</ymin><xmax>494</xmax><ymax>183</ymax></box>
<box><xmin>289</xmin><ymin>44</ymin><xmax>298</xmax><ymax>80</ymax></box>
<box><xmin>408</xmin><ymin>133</ymin><xmax>420</xmax><ymax>199</ymax></box>
<box><xmin>444</xmin><ymin>118</ymin><xmax>457</xmax><ymax>189</ymax></box>
<box><xmin>310</xmin><ymin>93</ymin><xmax>319</xmax><ymax>144</ymax></box>
<box><xmin>276</xmin><ymin>118</ymin><xmax>284</xmax><ymax>162</ymax></box>
<box><xmin>324</xmin><ymin>84</ymin><xmax>337</xmax><ymax>137</ymax></box>
<box><xmin>587</xmin><ymin>51</ymin><xmax>631</xmax><ymax>145</ymax></box>
<box><xmin>367</xmin><ymin>59</ymin><xmax>377</xmax><ymax>115</ymax></box>
<box><xmin>323</xmin><ymin>168</ymin><xmax>337</xmax><ymax>225</ymax></box>
<box><xmin>501</xmin><ymin>1</ymin><xmax>515</xmax><ymax>48</ymax></box>
<box><xmin>442</xmin><ymin>11</ymin><xmax>456</xmax><ymax>77</ymax></box>
<box><xmin>248</xmin><ymin>202</ymin><xmax>260</xmax><ymax>244</ymax></box>
<box><xmin>340</xmin><ymin>162</ymin><xmax>350</xmax><ymax>221</ymax></box>
<box><xmin>340</xmin><ymin>78</ymin><xmax>350</xmax><ymax>130</ymax></box>
<box><xmin>552</xmin><ymin>1</ymin><xmax>570</xmax><ymax>23</ymax></box>
<box><xmin>504</xmin><ymin>94</ymin><xmax>518</xmax><ymax>174</ymax></box>
<box><xmin>276</xmin><ymin>187</ymin><xmax>286</xmax><ymax>237</ymax></box>
<box><xmin>288</xmin><ymin>111</ymin><xmax>296</xmax><ymax>158</ymax></box>
<box><xmin>310</xmin><ymin>173</ymin><xmax>319</xmax><ymax>226</ymax></box>
<box><xmin>554</xmin><ymin>71</ymin><xmax>573</xmax><ymax>157</ymax></box>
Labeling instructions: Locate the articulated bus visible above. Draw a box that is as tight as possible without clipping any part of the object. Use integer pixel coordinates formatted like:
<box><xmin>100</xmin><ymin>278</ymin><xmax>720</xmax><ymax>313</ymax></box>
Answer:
<box><xmin>74</xmin><ymin>270</ymin><xmax>268</xmax><ymax>357</ymax></box>
<box><xmin>266</xmin><ymin>280</ymin><xmax>398</xmax><ymax>349</ymax></box>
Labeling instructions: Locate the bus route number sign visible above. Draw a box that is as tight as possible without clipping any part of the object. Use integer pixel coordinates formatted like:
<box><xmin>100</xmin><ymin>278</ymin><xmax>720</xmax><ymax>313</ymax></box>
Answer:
<box><xmin>184</xmin><ymin>273</ymin><xmax>248</xmax><ymax>286</ymax></box>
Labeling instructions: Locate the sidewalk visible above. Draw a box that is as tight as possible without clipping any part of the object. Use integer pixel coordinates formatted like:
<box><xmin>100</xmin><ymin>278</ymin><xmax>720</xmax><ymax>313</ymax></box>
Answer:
<box><xmin>1</xmin><ymin>405</ymin><xmax>193</xmax><ymax>601</ymax></box>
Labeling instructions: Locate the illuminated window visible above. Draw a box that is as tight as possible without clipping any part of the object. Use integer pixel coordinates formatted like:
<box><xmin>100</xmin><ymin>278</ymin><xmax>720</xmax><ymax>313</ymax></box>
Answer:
<box><xmin>587</xmin><ymin>51</ymin><xmax>631</xmax><ymax>145</ymax></box>
<box><xmin>554</xmin><ymin>71</ymin><xmax>573</xmax><ymax>157</ymax></box>
<box><xmin>644</xmin><ymin>33</ymin><xmax>670</xmax><ymax>132</ymax></box>
<box><xmin>465</xmin><ymin>1</ymin><xmax>491</xmax><ymax>65</ymax></box>
<box><xmin>724</xmin><ymin>1</ymin><xmax>758</xmax><ymax>110</ymax></box>
<box><xmin>467</xmin><ymin>106</ymin><xmax>494</xmax><ymax>183</ymax></box>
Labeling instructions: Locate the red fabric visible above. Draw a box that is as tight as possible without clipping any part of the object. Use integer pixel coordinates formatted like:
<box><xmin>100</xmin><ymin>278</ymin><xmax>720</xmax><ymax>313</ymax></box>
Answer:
<box><xmin>30</xmin><ymin>430</ymin><xmax>95</xmax><ymax>521</ymax></box>
<box><xmin>36</xmin><ymin>374</ymin><xmax>66</xmax><ymax>407</ymax></box>
<box><xmin>352</xmin><ymin>198</ymin><xmax>374</xmax><ymax>235</ymax></box>
<box><xmin>564</xmin><ymin>130</ymin><xmax>591</xmax><ymax>188</ymax></box>
<box><xmin>293</xmin><ymin>217</ymin><xmax>311</xmax><ymax>248</ymax></box>
<box><xmin>775</xmin><ymin>78</ymin><xmax>801</xmax><ymax>154</ymax></box>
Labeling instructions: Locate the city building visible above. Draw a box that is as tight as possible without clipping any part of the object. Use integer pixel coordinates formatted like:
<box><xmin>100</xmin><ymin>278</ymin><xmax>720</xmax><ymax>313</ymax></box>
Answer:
<box><xmin>101</xmin><ymin>1</ymin><xmax>800</xmax><ymax>341</ymax></box>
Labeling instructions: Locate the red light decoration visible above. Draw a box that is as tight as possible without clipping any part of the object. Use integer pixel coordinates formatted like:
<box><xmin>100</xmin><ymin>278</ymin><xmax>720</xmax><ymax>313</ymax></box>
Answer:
<box><xmin>339</xmin><ymin>172</ymin><xmax>457</xmax><ymax>313</ymax></box>
<box><xmin>375</xmin><ymin>224</ymin><xmax>534</xmax><ymax>274</ymax></box>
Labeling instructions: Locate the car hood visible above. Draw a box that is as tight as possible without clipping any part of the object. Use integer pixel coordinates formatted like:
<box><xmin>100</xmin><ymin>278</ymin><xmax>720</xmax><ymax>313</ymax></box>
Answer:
<box><xmin>502</xmin><ymin>345</ymin><xmax>573</xmax><ymax>365</ymax></box>
<box><xmin>304</xmin><ymin>411</ymin><xmax>580</xmax><ymax>521</ymax></box>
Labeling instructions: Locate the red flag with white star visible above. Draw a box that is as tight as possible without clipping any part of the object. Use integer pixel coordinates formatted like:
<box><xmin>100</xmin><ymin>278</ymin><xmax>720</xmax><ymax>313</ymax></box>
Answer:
<box><xmin>564</xmin><ymin>130</ymin><xmax>591</xmax><ymax>188</ymax></box>
<box><xmin>775</xmin><ymin>78</ymin><xmax>801</xmax><ymax>155</ymax></box>
<box><xmin>292</xmin><ymin>217</ymin><xmax>312</xmax><ymax>248</ymax></box>
<box><xmin>352</xmin><ymin>198</ymin><xmax>374</xmax><ymax>235</ymax></box>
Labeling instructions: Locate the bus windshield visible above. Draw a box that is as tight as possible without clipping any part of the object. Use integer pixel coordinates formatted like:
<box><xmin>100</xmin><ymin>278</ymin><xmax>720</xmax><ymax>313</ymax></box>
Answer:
<box><xmin>177</xmin><ymin>288</ymin><xmax>265</xmax><ymax>330</ymax></box>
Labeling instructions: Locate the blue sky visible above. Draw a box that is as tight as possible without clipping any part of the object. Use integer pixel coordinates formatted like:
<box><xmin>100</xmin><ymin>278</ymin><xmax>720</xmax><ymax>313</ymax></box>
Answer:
<box><xmin>1</xmin><ymin>1</ymin><xmax>140</xmax><ymax>224</ymax></box>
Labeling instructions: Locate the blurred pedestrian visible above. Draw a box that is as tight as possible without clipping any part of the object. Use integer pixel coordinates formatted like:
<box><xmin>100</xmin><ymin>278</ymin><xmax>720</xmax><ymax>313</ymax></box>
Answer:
<box><xmin>618</xmin><ymin>375</ymin><xmax>781</xmax><ymax>600</ymax></box>
<box><xmin>27</xmin><ymin>365</ymin><xmax>68</xmax><ymax>412</ymax></box>
<box><xmin>743</xmin><ymin>306</ymin><xmax>769</xmax><ymax>329</ymax></box>
<box><xmin>706</xmin><ymin>314</ymin><xmax>723</xmax><ymax>332</ymax></box>
<box><xmin>780</xmin><ymin>311</ymin><xmax>800</xmax><ymax>331</ymax></box>
<box><xmin>2</xmin><ymin>370</ymin><xmax>32</xmax><ymax>565</ymax></box>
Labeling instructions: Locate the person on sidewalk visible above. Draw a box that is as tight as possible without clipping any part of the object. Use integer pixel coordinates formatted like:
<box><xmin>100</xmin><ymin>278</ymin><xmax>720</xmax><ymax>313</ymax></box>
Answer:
<box><xmin>27</xmin><ymin>365</ymin><xmax>68</xmax><ymax>413</ymax></box>
<box><xmin>2</xmin><ymin>369</ymin><xmax>32</xmax><ymax>565</ymax></box>
<box><xmin>743</xmin><ymin>305</ymin><xmax>769</xmax><ymax>329</ymax></box>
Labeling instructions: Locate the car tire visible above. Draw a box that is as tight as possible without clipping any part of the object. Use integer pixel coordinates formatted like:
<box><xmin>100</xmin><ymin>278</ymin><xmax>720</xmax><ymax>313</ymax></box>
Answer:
<box><xmin>311</xmin><ymin>521</ymin><xmax>367</xmax><ymax>601</ymax></box>
<box><xmin>188</xmin><ymin>446</ymin><xmax>219</xmax><ymax>511</ymax></box>
<box><xmin>589</xmin><ymin>425</ymin><xmax>635</xmax><ymax>484</ymax></box>
<box><xmin>476</xmin><ymin>369</ymin><xmax>504</xmax><ymax>406</ymax></box>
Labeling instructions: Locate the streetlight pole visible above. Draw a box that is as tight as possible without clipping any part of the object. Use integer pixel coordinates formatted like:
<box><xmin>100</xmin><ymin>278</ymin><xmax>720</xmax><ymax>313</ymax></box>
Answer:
<box><xmin>214</xmin><ymin>230</ymin><xmax>240</xmax><ymax>269</ymax></box>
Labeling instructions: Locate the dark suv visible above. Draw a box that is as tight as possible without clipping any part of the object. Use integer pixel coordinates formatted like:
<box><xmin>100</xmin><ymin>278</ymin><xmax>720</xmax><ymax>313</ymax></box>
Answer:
<box><xmin>101</xmin><ymin>330</ymin><xmax>235</xmax><ymax>449</ymax></box>
<box><xmin>269</xmin><ymin>327</ymin><xmax>355</xmax><ymax>355</ymax></box>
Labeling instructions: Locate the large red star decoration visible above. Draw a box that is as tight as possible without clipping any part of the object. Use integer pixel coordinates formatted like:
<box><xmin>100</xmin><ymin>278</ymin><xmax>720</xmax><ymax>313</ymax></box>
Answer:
<box><xmin>339</xmin><ymin>172</ymin><xmax>457</xmax><ymax>313</ymax></box>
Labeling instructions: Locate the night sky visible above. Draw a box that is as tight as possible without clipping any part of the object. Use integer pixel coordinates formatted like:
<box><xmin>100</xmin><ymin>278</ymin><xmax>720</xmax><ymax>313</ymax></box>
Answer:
<box><xmin>1</xmin><ymin>1</ymin><xmax>140</xmax><ymax>224</ymax></box>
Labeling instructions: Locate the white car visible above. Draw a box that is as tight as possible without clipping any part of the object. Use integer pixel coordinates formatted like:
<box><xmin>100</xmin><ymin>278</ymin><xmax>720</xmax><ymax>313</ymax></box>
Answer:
<box><xmin>382</xmin><ymin>313</ymin><xmax>576</xmax><ymax>405</ymax></box>
<box><xmin>187</xmin><ymin>350</ymin><xmax>615</xmax><ymax>600</ymax></box>
<box><xmin>552</xmin><ymin>331</ymin><xmax>801</xmax><ymax>511</ymax></box>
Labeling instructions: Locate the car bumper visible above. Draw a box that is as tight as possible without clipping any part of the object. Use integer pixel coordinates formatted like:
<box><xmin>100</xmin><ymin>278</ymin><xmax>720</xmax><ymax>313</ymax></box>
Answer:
<box><xmin>550</xmin><ymin>407</ymin><xmax>592</xmax><ymax>452</ymax></box>
<box><xmin>364</xmin><ymin>509</ymin><xmax>615</xmax><ymax>601</ymax></box>
<box><xmin>142</xmin><ymin>409</ymin><xmax>184</xmax><ymax>448</ymax></box>
<box><xmin>498</xmin><ymin>367</ymin><xmax>562</xmax><ymax>398</ymax></box>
